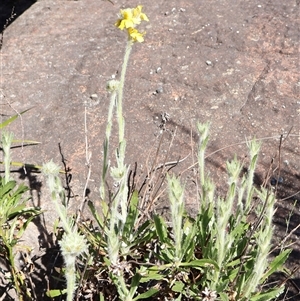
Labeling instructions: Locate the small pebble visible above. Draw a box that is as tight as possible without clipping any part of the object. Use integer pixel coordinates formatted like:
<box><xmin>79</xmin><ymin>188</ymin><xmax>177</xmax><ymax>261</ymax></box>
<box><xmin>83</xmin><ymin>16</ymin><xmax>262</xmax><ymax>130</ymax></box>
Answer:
<box><xmin>270</xmin><ymin>177</ymin><xmax>284</xmax><ymax>186</ymax></box>
<box><xmin>90</xmin><ymin>94</ymin><xmax>98</xmax><ymax>100</ymax></box>
<box><xmin>156</xmin><ymin>86</ymin><xmax>164</xmax><ymax>94</ymax></box>
<box><xmin>180</xmin><ymin>8</ymin><xmax>186</xmax><ymax>12</ymax></box>
<box><xmin>206</xmin><ymin>60</ymin><xmax>212</xmax><ymax>66</ymax></box>
<box><xmin>156</xmin><ymin>67</ymin><xmax>162</xmax><ymax>73</ymax></box>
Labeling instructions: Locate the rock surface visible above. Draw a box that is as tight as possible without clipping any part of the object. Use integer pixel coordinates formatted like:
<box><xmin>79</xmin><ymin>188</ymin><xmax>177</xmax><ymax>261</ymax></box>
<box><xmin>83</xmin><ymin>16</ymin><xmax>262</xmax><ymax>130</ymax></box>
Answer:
<box><xmin>0</xmin><ymin>0</ymin><xmax>299</xmax><ymax>299</ymax></box>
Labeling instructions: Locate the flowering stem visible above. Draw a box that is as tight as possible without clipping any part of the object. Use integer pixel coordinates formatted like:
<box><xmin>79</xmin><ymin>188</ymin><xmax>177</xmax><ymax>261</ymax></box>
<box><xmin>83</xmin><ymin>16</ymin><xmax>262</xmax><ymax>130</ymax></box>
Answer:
<box><xmin>117</xmin><ymin>39</ymin><xmax>133</xmax><ymax>146</ymax></box>
<box><xmin>100</xmin><ymin>89</ymin><xmax>117</xmax><ymax>200</ymax></box>
<box><xmin>1</xmin><ymin>131</ymin><xmax>13</xmax><ymax>184</ymax></box>
<box><xmin>107</xmin><ymin>40</ymin><xmax>133</xmax><ymax>266</ymax></box>
<box><xmin>65</xmin><ymin>258</ymin><xmax>76</xmax><ymax>301</ymax></box>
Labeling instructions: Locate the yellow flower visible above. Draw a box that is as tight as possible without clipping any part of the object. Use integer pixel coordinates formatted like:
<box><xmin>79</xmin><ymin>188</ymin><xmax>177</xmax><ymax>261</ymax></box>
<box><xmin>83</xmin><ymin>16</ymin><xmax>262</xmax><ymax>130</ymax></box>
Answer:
<box><xmin>115</xmin><ymin>5</ymin><xmax>149</xmax><ymax>30</ymax></box>
<box><xmin>132</xmin><ymin>5</ymin><xmax>149</xmax><ymax>23</ymax></box>
<box><xmin>127</xmin><ymin>27</ymin><xmax>145</xmax><ymax>43</ymax></box>
<box><xmin>115</xmin><ymin>8</ymin><xmax>134</xmax><ymax>29</ymax></box>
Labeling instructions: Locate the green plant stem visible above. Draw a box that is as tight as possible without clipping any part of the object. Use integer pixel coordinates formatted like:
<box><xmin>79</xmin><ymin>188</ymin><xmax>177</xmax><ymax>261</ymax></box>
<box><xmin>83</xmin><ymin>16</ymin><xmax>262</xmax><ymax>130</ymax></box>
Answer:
<box><xmin>168</xmin><ymin>174</ymin><xmax>185</xmax><ymax>263</ymax></box>
<box><xmin>100</xmin><ymin>89</ymin><xmax>118</xmax><ymax>200</ymax></box>
<box><xmin>245</xmin><ymin>140</ymin><xmax>260</xmax><ymax>211</ymax></box>
<box><xmin>117</xmin><ymin>39</ymin><xmax>133</xmax><ymax>148</ymax></box>
<box><xmin>49</xmin><ymin>174</ymin><xmax>72</xmax><ymax>233</ymax></box>
<box><xmin>107</xmin><ymin>39</ymin><xmax>134</xmax><ymax>265</ymax></box>
<box><xmin>1</xmin><ymin>131</ymin><xmax>13</xmax><ymax>184</ymax></box>
<box><xmin>196</xmin><ymin>122</ymin><xmax>210</xmax><ymax>207</ymax></box>
<box><xmin>65</xmin><ymin>258</ymin><xmax>76</xmax><ymax>301</ymax></box>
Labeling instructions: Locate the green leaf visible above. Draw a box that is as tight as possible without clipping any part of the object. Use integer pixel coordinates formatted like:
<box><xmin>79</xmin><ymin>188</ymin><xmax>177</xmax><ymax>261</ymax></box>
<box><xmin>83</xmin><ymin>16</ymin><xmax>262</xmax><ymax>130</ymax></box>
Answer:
<box><xmin>181</xmin><ymin>218</ymin><xmax>197</xmax><ymax>261</ymax></box>
<box><xmin>250</xmin><ymin>287</ymin><xmax>284</xmax><ymax>301</ymax></box>
<box><xmin>0</xmin><ymin>179</ymin><xmax>16</xmax><ymax>198</ymax></box>
<box><xmin>226</xmin><ymin>257</ymin><xmax>242</xmax><ymax>268</ymax></box>
<box><xmin>45</xmin><ymin>289</ymin><xmax>67</xmax><ymax>297</ymax></box>
<box><xmin>227</xmin><ymin>266</ymin><xmax>241</xmax><ymax>283</ymax></box>
<box><xmin>11</xmin><ymin>139</ymin><xmax>40</xmax><ymax>145</ymax></box>
<box><xmin>6</xmin><ymin>204</ymin><xmax>27</xmax><ymax>218</ymax></box>
<box><xmin>129</xmin><ymin>272</ymin><xmax>141</xmax><ymax>297</ymax></box>
<box><xmin>133</xmin><ymin>288</ymin><xmax>159</xmax><ymax>300</ymax></box>
<box><xmin>123</xmin><ymin>190</ymin><xmax>139</xmax><ymax>238</ymax></box>
<box><xmin>156</xmin><ymin>248</ymin><xmax>175</xmax><ymax>262</ymax></box>
<box><xmin>11</xmin><ymin>210</ymin><xmax>41</xmax><ymax>240</ymax></box>
<box><xmin>129</xmin><ymin>220</ymin><xmax>155</xmax><ymax>246</ymax></box>
<box><xmin>179</xmin><ymin>259</ymin><xmax>219</xmax><ymax>270</ymax></box>
<box><xmin>153</xmin><ymin>214</ymin><xmax>168</xmax><ymax>243</ymax></box>
<box><xmin>99</xmin><ymin>292</ymin><xmax>105</xmax><ymax>301</ymax></box>
<box><xmin>235</xmin><ymin>271</ymin><xmax>247</xmax><ymax>299</ymax></box>
<box><xmin>196</xmin><ymin>207</ymin><xmax>213</xmax><ymax>248</ymax></box>
<box><xmin>134</xmin><ymin>219</ymin><xmax>152</xmax><ymax>238</ymax></box>
<box><xmin>0</xmin><ymin>178</ymin><xmax>37</xmax><ymax>224</ymax></box>
<box><xmin>172</xmin><ymin>281</ymin><xmax>185</xmax><ymax>293</ymax></box>
<box><xmin>0</xmin><ymin>114</ymin><xmax>18</xmax><ymax>130</ymax></box>
<box><xmin>0</xmin><ymin>108</ymin><xmax>32</xmax><ymax>129</ymax></box>
<box><xmin>139</xmin><ymin>269</ymin><xmax>165</xmax><ymax>282</ymax></box>
<box><xmin>260</xmin><ymin>249</ymin><xmax>291</xmax><ymax>283</ymax></box>
<box><xmin>88</xmin><ymin>200</ymin><xmax>107</xmax><ymax>229</ymax></box>
<box><xmin>218</xmin><ymin>292</ymin><xmax>229</xmax><ymax>301</ymax></box>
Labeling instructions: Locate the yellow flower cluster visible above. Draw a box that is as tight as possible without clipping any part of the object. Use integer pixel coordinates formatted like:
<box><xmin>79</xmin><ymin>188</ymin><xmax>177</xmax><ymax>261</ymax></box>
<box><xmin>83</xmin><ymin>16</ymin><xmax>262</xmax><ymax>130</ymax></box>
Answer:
<box><xmin>115</xmin><ymin>5</ymin><xmax>149</xmax><ymax>42</ymax></box>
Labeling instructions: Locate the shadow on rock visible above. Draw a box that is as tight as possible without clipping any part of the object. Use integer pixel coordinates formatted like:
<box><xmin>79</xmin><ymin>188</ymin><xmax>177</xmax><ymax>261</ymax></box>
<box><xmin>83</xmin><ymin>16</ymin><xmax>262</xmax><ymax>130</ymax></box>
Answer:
<box><xmin>0</xmin><ymin>0</ymin><xmax>37</xmax><ymax>33</ymax></box>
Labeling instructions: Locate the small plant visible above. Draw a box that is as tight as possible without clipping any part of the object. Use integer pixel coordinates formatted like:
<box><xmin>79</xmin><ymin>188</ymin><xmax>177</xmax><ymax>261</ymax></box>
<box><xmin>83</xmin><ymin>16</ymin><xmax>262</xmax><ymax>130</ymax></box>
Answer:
<box><xmin>38</xmin><ymin>4</ymin><xmax>293</xmax><ymax>301</ymax></box>
<box><xmin>79</xmin><ymin>123</ymin><xmax>291</xmax><ymax>301</ymax></box>
<box><xmin>0</xmin><ymin>120</ymin><xmax>41</xmax><ymax>300</ymax></box>
<box><xmin>76</xmin><ymin>5</ymin><xmax>291</xmax><ymax>301</ymax></box>
<box><xmin>0</xmin><ymin>109</ymin><xmax>41</xmax><ymax>171</ymax></box>
<box><xmin>97</xmin><ymin>5</ymin><xmax>152</xmax><ymax>300</ymax></box>
<box><xmin>42</xmin><ymin>160</ymin><xmax>88</xmax><ymax>301</ymax></box>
